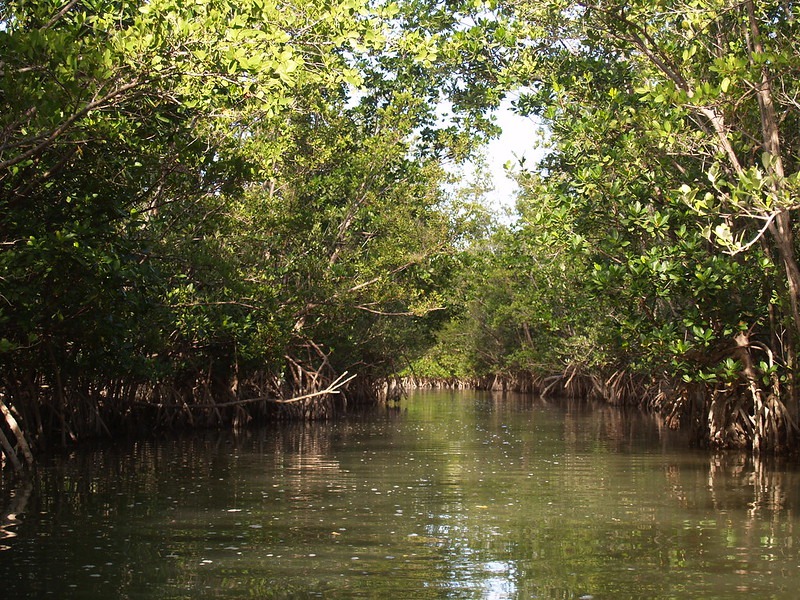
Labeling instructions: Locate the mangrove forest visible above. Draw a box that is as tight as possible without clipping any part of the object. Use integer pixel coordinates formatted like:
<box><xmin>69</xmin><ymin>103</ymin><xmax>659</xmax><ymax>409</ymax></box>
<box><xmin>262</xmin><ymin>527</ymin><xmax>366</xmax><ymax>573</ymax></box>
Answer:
<box><xmin>4</xmin><ymin>0</ymin><xmax>800</xmax><ymax>469</ymax></box>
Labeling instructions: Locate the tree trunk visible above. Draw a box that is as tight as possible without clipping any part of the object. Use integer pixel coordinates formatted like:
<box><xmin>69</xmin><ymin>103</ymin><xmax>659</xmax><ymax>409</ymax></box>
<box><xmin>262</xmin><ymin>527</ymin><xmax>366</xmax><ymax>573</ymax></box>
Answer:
<box><xmin>768</xmin><ymin>215</ymin><xmax>800</xmax><ymax>339</ymax></box>
<box><xmin>746</xmin><ymin>0</ymin><xmax>800</xmax><ymax>339</ymax></box>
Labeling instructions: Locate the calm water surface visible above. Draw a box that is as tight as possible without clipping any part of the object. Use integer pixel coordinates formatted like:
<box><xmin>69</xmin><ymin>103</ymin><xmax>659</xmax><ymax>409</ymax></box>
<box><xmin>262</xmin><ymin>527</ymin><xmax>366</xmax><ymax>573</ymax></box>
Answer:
<box><xmin>2</xmin><ymin>391</ymin><xmax>800</xmax><ymax>599</ymax></box>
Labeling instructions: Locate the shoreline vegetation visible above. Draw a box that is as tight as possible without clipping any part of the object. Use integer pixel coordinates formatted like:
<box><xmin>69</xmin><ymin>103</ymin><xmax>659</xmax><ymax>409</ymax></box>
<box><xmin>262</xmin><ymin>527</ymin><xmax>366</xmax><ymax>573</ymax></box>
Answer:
<box><xmin>2</xmin><ymin>363</ymin><xmax>791</xmax><ymax>475</ymax></box>
<box><xmin>5</xmin><ymin>1</ymin><xmax>800</xmax><ymax>470</ymax></box>
<box><xmin>400</xmin><ymin>371</ymin><xmax>782</xmax><ymax>449</ymax></box>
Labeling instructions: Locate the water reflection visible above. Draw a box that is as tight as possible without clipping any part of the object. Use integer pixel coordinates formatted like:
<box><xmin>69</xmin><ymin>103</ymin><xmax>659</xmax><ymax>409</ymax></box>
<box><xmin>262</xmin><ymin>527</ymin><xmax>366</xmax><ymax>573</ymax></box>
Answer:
<box><xmin>1</xmin><ymin>392</ymin><xmax>800</xmax><ymax>598</ymax></box>
<box><xmin>0</xmin><ymin>478</ymin><xmax>31</xmax><ymax>551</ymax></box>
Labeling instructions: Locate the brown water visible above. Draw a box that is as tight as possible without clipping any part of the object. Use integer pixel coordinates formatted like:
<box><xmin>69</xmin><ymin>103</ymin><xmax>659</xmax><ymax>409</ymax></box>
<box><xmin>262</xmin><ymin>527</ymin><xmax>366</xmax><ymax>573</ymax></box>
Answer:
<box><xmin>1</xmin><ymin>390</ymin><xmax>800</xmax><ymax>599</ymax></box>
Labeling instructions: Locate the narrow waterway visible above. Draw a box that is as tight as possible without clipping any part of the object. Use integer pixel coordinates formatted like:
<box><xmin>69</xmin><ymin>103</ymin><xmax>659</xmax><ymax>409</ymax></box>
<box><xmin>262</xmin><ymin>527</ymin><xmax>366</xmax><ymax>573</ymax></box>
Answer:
<box><xmin>2</xmin><ymin>390</ymin><xmax>800</xmax><ymax>599</ymax></box>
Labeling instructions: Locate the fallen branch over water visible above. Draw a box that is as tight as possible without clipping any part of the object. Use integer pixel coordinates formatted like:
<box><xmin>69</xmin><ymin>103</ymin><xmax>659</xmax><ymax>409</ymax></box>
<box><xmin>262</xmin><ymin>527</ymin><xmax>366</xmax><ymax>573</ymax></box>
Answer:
<box><xmin>248</xmin><ymin>371</ymin><xmax>357</xmax><ymax>405</ymax></box>
<box><xmin>136</xmin><ymin>371</ymin><xmax>357</xmax><ymax>409</ymax></box>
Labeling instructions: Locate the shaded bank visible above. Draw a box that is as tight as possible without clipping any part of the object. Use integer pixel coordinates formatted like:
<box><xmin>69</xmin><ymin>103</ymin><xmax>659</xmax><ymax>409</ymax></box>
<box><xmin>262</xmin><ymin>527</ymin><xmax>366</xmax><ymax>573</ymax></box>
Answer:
<box><xmin>403</xmin><ymin>368</ymin><xmax>798</xmax><ymax>454</ymax></box>
<box><xmin>403</xmin><ymin>369</ymin><xmax>649</xmax><ymax>400</ymax></box>
<box><xmin>402</xmin><ymin>370</ymin><xmax>653</xmax><ymax>403</ymax></box>
<box><xmin>0</xmin><ymin>369</ymin><xmax>401</xmax><ymax>474</ymax></box>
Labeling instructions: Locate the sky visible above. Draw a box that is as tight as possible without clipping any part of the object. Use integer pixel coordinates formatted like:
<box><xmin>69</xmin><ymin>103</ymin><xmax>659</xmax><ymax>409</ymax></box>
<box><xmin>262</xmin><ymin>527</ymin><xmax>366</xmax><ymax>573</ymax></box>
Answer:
<box><xmin>478</xmin><ymin>98</ymin><xmax>544</xmax><ymax>216</ymax></box>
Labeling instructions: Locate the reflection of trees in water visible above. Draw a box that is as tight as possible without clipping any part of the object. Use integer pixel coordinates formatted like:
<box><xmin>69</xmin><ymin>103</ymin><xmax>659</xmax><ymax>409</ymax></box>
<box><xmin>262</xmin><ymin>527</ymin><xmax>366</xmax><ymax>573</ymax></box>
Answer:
<box><xmin>473</xmin><ymin>392</ymin><xmax>691</xmax><ymax>454</ymax></box>
<box><xmin>719</xmin><ymin>453</ymin><xmax>798</xmax><ymax>523</ymax></box>
<box><xmin>0</xmin><ymin>404</ymin><xmax>406</xmax><ymax>527</ymax></box>
<box><xmin>0</xmin><ymin>478</ymin><xmax>32</xmax><ymax>551</ymax></box>
<box><xmin>262</xmin><ymin>421</ymin><xmax>346</xmax><ymax>504</ymax></box>
<box><xmin>479</xmin><ymin>397</ymin><xmax>800</xmax><ymax>597</ymax></box>
<box><xmin>660</xmin><ymin>450</ymin><xmax>800</xmax><ymax>591</ymax></box>
<box><xmin>4</xmin><ymin>396</ymin><xmax>800</xmax><ymax>598</ymax></box>
<box><xmin>664</xmin><ymin>452</ymin><xmax>800</xmax><ymax>514</ymax></box>
<box><xmin>560</xmin><ymin>398</ymin><xmax>685</xmax><ymax>453</ymax></box>
<box><xmin>0</xmin><ymin>420</ymin><xmax>387</xmax><ymax>597</ymax></box>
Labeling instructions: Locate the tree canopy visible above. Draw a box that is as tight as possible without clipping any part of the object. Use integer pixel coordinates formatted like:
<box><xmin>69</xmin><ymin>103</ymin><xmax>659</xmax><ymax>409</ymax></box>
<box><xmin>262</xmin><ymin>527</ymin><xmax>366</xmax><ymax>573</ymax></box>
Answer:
<box><xmin>0</xmin><ymin>0</ymin><xmax>518</xmax><ymax>462</ymax></box>
<box><xmin>4</xmin><ymin>0</ymin><xmax>800</xmax><ymax>465</ymax></box>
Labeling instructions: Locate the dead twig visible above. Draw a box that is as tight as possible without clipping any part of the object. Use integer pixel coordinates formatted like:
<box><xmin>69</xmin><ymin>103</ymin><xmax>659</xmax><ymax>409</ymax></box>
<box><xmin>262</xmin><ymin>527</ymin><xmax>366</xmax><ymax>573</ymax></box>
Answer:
<box><xmin>136</xmin><ymin>371</ymin><xmax>357</xmax><ymax>409</ymax></box>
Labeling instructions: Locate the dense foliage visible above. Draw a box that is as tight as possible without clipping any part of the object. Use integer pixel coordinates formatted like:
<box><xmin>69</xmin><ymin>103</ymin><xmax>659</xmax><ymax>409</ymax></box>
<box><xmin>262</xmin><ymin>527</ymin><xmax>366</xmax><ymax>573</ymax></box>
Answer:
<box><xmin>414</xmin><ymin>0</ymin><xmax>800</xmax><ymax>452</ymax></box>
<box><xmin>5</xmin><ymin>0</ymin><xmax>800</xmax><ymax>464</ymax></box>
<box><xmin>0</xmin><ymin>0</ymin><xmax>517</xmax><ymax>463</ymax></box>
